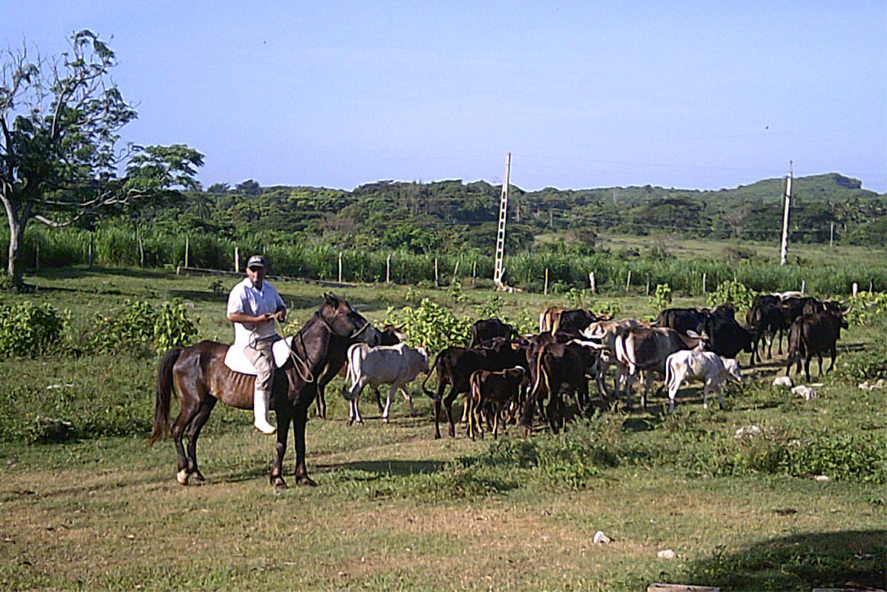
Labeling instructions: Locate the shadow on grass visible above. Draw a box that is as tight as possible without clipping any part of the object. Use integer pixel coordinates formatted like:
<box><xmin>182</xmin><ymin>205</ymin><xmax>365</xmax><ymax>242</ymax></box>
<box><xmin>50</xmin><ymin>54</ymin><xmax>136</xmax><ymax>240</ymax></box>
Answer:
<box><xmin>684</xmin><ymin>529</ymin><xmax>886</xmax><ymax>592</ymax></box>
<box><xmin>318</xmin><ymin>458</ymin><xmax>447</xmax><ymax>477</ymax></box>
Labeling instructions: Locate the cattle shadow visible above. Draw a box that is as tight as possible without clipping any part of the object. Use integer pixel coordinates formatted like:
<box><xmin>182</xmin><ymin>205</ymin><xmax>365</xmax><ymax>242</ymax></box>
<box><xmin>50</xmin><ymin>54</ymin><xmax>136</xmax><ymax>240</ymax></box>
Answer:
<box><xmin>682</xmin><ymin>529</ymin><xmax>886</xmax><ymax>592</ymax></box>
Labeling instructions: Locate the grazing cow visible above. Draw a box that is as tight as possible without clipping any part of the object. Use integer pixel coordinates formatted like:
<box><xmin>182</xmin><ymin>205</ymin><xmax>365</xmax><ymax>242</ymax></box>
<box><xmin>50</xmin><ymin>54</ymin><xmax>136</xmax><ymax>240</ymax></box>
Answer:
<box><xmin>467</xmin><ymin>318</ymin><xmax>520</xmax><ymax>348</ymax></box>
<box><xmin>786</xmin><ymin>306</ymin><xmax>849</xmax><ymax>381</ymax></box>
<box><xmin>344</xmin><ymin>342</ymin><xmax>429</xmax><ymax>424</ymax></box>
<box><xmin>466</xmin><ymin>367</ymin><xmax>530</xmax><ymax>440</ymax></box>
<box><xmin>580</xmin><ymin>319</ymin><xmax>645</xmax><ymax>397</ymax></box>
<box><xmin>614</xmin><ymin>327</ymin><xmax>706</xmax><ymax>409</ymax></box>
<box><xmin>421</xmin><ymin>341</ymin><xmax>527</xmax><ymax>439</ymax></box>
<box><xmin>520</xmin><ymin>341</ymin><xmax>600</xmax><ymax>434</ymax></box>
<box><xmin>313</xmin><ymin>323</ymin><xmax>401</xmax><ymax>419</ymax></box>
<box><xmin>664</xmin><ymin>350</ymin><xmax>743</xmax><ymax>413</ymax></box>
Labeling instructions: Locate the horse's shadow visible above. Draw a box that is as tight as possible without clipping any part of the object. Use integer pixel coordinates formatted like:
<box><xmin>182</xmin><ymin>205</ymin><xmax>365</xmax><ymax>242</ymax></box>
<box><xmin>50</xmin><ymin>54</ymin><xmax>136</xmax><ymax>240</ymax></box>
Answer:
<box><xmin>315</xmin><ymin>459</ymin><xmax>446</xmax><ymax>477</ymax></box>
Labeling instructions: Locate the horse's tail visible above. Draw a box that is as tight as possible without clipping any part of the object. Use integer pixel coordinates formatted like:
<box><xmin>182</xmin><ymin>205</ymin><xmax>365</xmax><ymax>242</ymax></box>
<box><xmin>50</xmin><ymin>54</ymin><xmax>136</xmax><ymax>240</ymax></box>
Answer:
<box><xmin>149</xmin><ymin>347</ymin><xmax>183</xmax><ymax>446</ymax></box>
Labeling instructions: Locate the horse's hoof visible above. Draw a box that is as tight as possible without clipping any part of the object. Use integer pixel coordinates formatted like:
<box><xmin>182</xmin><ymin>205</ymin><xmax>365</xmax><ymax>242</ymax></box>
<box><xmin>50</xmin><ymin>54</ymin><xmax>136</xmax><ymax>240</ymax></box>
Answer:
<box><xmin>296</xmin><ymin>476</ymin><xmax>317</xmax><ymax>487</ymax></box>
<box><xmin>190</xmin><ymin>471</ymin><xmax>205</xmax><ymax>483</ymax></box>
<box><xmin>347</xmin><ymin>419</ymin><xmax>354</xmax><ymax>426</ymax></box>
<box><xmin>176</xmin><ymin>469</ymin><xmax>189</xmax><ymax>486</ymax></box>
<box><xmin>383</xmin><ymin>417</ymin><xmax>390</xmax><ymax>424</ymax></box>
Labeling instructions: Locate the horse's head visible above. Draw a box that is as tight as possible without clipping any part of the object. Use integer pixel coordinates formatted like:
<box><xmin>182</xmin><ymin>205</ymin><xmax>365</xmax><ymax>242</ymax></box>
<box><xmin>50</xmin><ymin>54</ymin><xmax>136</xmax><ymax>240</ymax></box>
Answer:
<box><xmin>319</xmin><ymin>293</ymin><xmax>379</xmax><ymax>344</ymax></box>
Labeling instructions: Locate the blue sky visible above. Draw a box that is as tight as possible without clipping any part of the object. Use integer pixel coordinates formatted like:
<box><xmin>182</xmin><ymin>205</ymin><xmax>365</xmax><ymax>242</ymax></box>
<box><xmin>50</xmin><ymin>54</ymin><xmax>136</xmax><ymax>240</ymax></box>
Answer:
<box><xmin>4</xmin><ymin>1</ymin><xmax>886</xmax><ymax>193</ymax></box>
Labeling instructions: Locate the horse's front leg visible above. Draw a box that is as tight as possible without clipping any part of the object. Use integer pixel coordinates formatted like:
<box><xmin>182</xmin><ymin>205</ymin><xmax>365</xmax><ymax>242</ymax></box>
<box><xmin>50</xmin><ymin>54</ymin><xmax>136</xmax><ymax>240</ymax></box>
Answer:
<box><xmin>293</xmin><ymin>405</ymin><xmax>316</xmax><ymax>486</ymax></box>
<box><xmin>270</xmin><ymin>406</ymin><xmax>292</xmax><ymax>489</ymax></box>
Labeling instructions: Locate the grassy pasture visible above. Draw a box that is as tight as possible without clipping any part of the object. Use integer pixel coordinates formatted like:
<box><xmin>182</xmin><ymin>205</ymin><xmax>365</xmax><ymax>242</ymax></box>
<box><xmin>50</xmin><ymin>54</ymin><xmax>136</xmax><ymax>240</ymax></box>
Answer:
<box><xmin>1</xmin><ymin>264</ymin><xmax>885</xmax><ymax>591</ymax></box>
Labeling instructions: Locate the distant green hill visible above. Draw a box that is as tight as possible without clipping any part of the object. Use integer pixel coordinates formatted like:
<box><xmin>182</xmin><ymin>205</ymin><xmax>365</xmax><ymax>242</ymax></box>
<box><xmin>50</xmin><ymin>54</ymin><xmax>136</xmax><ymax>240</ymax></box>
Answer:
<box><xmin>122</xmin><ymin>173</ymin><xmax>887</xmax><ymax>252</ymax></box>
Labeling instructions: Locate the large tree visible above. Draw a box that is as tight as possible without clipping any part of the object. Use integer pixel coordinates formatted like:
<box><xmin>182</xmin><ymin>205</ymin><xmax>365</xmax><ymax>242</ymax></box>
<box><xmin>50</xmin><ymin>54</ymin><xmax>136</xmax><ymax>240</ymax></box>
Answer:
<box><xmin>0</xmin><ymin>30</ymin><xmax>203</xmax><ymax>288</ymax></box>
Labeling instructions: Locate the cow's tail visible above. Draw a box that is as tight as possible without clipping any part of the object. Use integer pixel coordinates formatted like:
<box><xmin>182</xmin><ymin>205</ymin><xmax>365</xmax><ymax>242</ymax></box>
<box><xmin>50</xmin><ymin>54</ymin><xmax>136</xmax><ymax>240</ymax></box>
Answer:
<box><xmin>149</xmin><ymin>347</ymin><xmax>183</xmax><ymax>446</ymax></box>
<box><xmin>421</xmin><ymin>350</ymin><xmax>444</xmax><ymax>399</ymax></box>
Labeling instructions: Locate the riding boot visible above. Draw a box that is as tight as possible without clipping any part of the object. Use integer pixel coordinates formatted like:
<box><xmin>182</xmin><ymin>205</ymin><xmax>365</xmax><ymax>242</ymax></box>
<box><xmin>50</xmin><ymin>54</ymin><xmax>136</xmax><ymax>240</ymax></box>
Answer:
<box><xmin>253</xmin><ymin>389</ymin><xmax>276</xmax><ymax>435</ymax></box>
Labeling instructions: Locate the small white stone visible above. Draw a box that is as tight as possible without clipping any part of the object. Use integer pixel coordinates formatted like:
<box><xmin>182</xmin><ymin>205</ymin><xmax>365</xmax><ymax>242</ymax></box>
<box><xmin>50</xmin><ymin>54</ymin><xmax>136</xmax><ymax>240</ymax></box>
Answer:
<box><xmin>593</xmin><ymin>530</ymin><xmax>611</xmax><ymax>544</ymax></box>
<box><xmin>812</xmin><ymin>475</ymin><xmax>830</xmax><ymax>482</ymax></box>
<box><xmin>657</xmin><ymin>549</ymin><xmax>676</xmax><ymax>559</ymax></box>
<box><xmin>791</xmin><ymin>385</ymin><xmax>818</xmax><ymax>400</ymax></box>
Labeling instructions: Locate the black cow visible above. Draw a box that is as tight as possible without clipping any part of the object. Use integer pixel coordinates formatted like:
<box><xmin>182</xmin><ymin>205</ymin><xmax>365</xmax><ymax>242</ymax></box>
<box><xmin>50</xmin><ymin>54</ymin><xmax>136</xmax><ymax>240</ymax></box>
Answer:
<box><xmin>421</xmin><ymin>341</ymin><xmax>527</xmax><ymax>439</ymax></box>
<box><xmin>786</xmin><ymin>307</ymin><xmax>849</xmax><ymax>381</ymax></box>
<box><xmin>747</xmin><ymin>301</ymin><xmax>790</xmax><ymax>363</ymax></box>
<box><xmin>521</xmin><ymin>341</ymin><xmax>600</xmax><ymax>434</ymax></box>
<box><xmin>467</xmin><ymin>318</ymin><xmax>520</xmax><ymax>348</ymax></box>
<box><xmin>655</xmin><ymin>308</ymin><xmax>707</xmax><ymax>335</ymax></box>
<box><xmin>700</xmin><ymin>314</ymin><xmax>755</xmax><ymax>362</ymax></box>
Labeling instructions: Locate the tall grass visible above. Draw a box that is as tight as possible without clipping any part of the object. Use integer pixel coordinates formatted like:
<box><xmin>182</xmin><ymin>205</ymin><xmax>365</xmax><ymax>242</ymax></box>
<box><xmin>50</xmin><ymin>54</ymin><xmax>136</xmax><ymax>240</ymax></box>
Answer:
<box><xmin>3</xmin><ymin>224</ymin><xmax>885</xmax><ymax>295</ymax></box>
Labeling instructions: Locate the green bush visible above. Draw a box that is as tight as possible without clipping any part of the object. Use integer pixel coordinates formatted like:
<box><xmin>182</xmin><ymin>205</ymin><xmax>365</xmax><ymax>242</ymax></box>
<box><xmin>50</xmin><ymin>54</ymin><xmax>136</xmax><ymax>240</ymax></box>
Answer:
<box><xmin>650</xmin><ymin>283</ymin><xmax>672</xmax><ymax>311</ymax></box>
<box><xmin>386</xmin><ymin>298</ymin><xmax>471</xmax><ymax>352</ymax></box>
<box><xmin>88</xmin><ymin>300</ymin><xmax>156</xmax><ymax>355</ymax></box>
<box><xmin>87</xmin><ymin>299</ymin><xmax>198</xmax><ymax>355</ymax></box>
<box><xmin>846</xmin><ymin>291</ymin><xmax>887</xmax><ymax>326</ymax></box>
<box><xmin>707</xmin><ymin>279</ymin><xmax>755</xmax><ymax>311</ymax></box>
<box><xmin>0</xmin><ymin>301</ymin><xmax>65</xmax><ymax>356</ymax></box>
<box><xmin>154</xmin><ymin>300</ymin><xmax>198</xmax><ymax>351</ymax></box>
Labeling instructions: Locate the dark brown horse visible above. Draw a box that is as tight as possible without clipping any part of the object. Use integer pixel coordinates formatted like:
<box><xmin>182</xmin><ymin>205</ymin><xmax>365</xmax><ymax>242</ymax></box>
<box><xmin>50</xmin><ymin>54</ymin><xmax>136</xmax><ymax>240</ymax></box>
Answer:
<box><xmin>149</xmin><ymin>293</ymin><xmax>378</xmax><ymax>488</ymax></box>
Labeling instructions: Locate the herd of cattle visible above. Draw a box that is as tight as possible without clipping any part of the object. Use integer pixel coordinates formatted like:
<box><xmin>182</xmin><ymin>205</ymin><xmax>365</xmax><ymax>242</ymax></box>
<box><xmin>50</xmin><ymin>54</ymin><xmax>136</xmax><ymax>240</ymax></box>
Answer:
<box><xmin>337</xmin><ymin>292</ymin><xmax>851</xmax><ymax>439</ymax></box>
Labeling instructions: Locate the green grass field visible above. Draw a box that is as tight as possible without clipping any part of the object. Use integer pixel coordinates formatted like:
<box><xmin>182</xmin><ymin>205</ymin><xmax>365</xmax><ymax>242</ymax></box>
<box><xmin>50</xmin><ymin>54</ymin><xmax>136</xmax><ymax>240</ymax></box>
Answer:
<box><xmin>1</xmin><ymin>264</ymin><xmax>885</xmax><ymax>591</ymax></box>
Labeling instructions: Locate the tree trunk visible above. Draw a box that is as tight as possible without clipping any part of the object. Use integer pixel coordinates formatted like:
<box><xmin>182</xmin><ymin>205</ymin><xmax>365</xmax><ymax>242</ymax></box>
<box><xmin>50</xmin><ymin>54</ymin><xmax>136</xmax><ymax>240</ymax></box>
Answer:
<box><xmin>6</xmin><ymin>217</ymin><xmax>26</xmax><ymax>288</ymax></box>
<box><xmin>2</xmin><ymin>196</ymin><xmax>28</xmax><ymax>288</ymax></box>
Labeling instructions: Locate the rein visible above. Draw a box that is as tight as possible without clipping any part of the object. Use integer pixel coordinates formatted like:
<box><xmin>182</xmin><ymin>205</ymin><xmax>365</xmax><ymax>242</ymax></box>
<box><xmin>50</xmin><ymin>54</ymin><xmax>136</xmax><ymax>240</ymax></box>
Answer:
<box><xmin>276</xmin><ymin>308</ymin><xmax>371</xmax><ymax>383</ymax></box>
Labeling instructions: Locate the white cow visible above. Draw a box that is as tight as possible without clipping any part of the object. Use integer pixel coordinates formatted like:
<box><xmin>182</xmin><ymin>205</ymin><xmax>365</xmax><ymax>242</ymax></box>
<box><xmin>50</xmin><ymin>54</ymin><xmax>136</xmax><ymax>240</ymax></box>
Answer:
<box><xmin>664</xmin><ymin>350</ymin><xmax>743</xmax><ymax>413</ymax></box>
<box><xmin>344</xmin><ymin>342</ymin><xmax>430</xmax><ymax>424</ymax></box>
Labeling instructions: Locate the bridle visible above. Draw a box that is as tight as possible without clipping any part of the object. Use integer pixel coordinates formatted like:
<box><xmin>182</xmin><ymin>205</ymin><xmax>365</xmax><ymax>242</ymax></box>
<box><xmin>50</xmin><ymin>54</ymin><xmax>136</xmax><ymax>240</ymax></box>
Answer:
<box><xmin>281</xmin><ymin>304</ymin><xmax>372</xmax><ymax>383</ymax></box>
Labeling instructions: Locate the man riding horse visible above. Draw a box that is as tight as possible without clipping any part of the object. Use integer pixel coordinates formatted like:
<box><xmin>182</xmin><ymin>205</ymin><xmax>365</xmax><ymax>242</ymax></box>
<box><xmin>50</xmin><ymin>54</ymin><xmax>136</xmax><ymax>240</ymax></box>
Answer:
<box><xmin>226</xmin><ymin>255</ymin><xmax>286</xmax><ymax>434</ymax></box>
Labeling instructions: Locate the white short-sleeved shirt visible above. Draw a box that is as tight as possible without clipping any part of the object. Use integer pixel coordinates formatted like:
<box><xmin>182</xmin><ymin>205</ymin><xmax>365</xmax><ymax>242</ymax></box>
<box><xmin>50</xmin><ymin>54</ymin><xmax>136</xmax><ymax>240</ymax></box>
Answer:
<box><xmin>227</xmin><ymin>277</ymin><xmax>286</xmax><ymax>342</ymax></box>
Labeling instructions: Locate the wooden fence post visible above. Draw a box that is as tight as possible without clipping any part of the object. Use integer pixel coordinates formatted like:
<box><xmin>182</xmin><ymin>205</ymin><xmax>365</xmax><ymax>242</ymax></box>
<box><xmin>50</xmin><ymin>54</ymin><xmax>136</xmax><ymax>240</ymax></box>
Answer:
<box><xmin>338</xmin><ymin>252</ymin><xmax>343</xmax><ymax>283</ymax></box>
<box><xmin>544</xmin><ymin>268</ymin><xmax>549</xmax><ymax>295</ymax></box>
<box><xmin>235</xmin><ymin>247</ymin><xmax>240</xmax><ymax>272</ymax></box>
<box><xmin>589</xmin><ymin>272</ymin><xmax>596</xmax><ymax>294</ymax></box>
<box><xmin>184</xmin><ymin>237</ymin><xmax>189</xmax><ymax>269</ymax></box>
<box><xmin>625</xmin><ymin>270</ymin><xmax>632</xmax><ymax>294</ymax></box>
<box><xmin>386</xmin><ymin>253</ymin><xmax>391</xmax><ymax>283</ymax></box>
<box><xmin>702</xmin><ymin>272</ymin><xmax>706</xmax><ymax>295</ymax></box>
<box><xmin>645</xmin><ymin>273</ymin><xmax>651</xmax><ymax>296</ymax></box>
<box><xmin>852</xmin><ymin>282</ymin><xmax>858</xmax><ymax>298</ymax></box>
<box><xmin>88</xmin><ymin>233</ymin><xmax>93</xmax><ymax>268</ymax></box>
<box><xmin>138</xmin><ymin>231</ymin><xmax>144</xmax><ymax>267</ymax></box>
<box><xmin>434</xmin><ymin>258</ymin><xmax>439</xmax><ymax>288</ymax></box>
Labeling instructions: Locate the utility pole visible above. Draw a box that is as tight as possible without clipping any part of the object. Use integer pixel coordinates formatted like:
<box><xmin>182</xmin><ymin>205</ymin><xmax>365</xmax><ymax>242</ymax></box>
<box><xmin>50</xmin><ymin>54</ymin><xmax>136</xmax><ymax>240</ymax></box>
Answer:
<box><xmin>493</xmin><ymin>152</ymin><xmax>511</xmax><ymax>289</ymax></box>
<box><xmin>780</xmin><ymin>161</ymin><xmax>793</xmax><ymax>266</ymax></box>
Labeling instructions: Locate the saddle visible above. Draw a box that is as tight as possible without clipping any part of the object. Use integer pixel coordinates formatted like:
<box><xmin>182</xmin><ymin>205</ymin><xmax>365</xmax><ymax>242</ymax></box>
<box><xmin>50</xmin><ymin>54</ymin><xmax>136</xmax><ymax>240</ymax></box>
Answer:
<box><xmin>224</xmin><ymin>334</ymin><xmax>295</xmax><ymax>375</ymax></box>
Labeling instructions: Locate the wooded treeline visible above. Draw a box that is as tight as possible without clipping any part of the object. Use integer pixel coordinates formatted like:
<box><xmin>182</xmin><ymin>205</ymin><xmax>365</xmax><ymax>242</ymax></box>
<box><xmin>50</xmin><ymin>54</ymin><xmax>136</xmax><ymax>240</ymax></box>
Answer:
<box><xmin>138</xmin><ymin>172</ymin><xmax>887</xmax><ymax>255</ymax></box>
